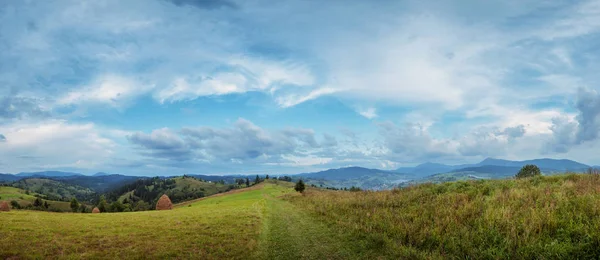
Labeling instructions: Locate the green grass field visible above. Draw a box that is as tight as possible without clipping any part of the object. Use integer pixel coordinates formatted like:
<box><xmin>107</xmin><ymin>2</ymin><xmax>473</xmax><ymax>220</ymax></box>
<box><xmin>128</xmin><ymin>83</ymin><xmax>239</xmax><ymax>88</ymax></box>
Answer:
<box><xmin>2</xmin><ymin>175</ymin><xmax>600</xmax><ymax>259</ymax></box>
<box><xmin>0</xmin><ymin>186</ymin><xmax>74</xmax><ymax>212</ymax></box>
<box><xmin>1</xmin><ymin>181</ymin><xmax>353</xmax><ymax>259</ymax></box>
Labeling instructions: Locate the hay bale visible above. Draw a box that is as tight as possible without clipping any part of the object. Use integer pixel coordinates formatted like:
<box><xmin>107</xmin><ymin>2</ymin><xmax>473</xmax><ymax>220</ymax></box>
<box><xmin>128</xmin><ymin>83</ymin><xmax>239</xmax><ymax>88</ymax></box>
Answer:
<box><xmin>92</xmin><ymin>207</ymin><xmax>100</xmax><ymax>213</ymax></box>
<box><xmin>0</xmin><ymin>201</ymin><xmax>10</xmax><ymax>212</ymax></box>
<box><xmin>156</xmin><ymin>194</ymin><xmax>173</xmax><ymax>210</ymax></box>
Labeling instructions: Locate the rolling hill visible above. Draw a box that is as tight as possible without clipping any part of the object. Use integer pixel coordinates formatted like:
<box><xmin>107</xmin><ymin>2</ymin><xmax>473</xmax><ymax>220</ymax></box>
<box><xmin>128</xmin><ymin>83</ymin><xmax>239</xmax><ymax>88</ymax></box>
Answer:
<box><xmin>105</xmin><ymin>176</ymin><xmax>241</xmax><ymax>211</ymax></box>
<box><xmin>295</xmin><ymin>167</ymin><xmax>406</xmax><ymax>190</ymax></box>
<box><xmin>2</xmin><ymin>175</ymin><xmax>600</xmax><ymax>258</ymax></box>
<box><xmin>11</xmin><ymin>178</ymin><xmax>96</xmax><ymax>202</ymax></box>
<box><xmin>0</xmin><ymin>186</ymin><xmax>84</xmax><ymax>212</ymax></box>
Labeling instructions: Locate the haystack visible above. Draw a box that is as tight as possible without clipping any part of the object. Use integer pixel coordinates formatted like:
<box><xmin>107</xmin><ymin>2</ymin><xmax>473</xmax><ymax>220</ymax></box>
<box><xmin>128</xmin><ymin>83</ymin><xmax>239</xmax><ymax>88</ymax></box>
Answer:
<box><xmin>156</xmin><ymin>194</ymin><xmax>173</xmax><ymax>210</ymax></box>
<box><xmin>0</xmin><ymin>201</ymin><xmax>10</xmax><ymax>212</ymax></box>
<box><xmin>92</xmin><ymin>207</ymin><xmax>100</xmax><ymax>213</ymax></box>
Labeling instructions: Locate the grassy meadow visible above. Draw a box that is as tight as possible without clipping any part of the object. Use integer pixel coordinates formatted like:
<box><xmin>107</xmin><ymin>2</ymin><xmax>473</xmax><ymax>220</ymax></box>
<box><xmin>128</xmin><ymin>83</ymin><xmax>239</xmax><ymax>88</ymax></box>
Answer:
<box><xmin>2</xmin><ymin>175</ymin><xmax>600</xmax><ymax>259</ymax></box>
<box><xmin>0</xmin><ymin>186</ymin><xmax>75</xmax><ymax>212</ymax></box>
<box><xmin>287</xmin><ymin>173</ymin><xmax>600</xmax><ymax>259</ymax></box>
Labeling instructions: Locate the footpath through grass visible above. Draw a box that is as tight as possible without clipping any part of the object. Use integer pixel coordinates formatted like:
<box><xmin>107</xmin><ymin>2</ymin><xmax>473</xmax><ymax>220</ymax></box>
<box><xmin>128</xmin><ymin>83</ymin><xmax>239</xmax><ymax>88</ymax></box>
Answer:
<box><xmin>4</xmin><ymin>175</ymin><xmax>599</xmax><ymax>259</ymax></box>
<box><xmin>255</xmin><ymin>184</ymin><xmax>359</xmax><ymax>259</ymax></box>
<box><xmin>0</xmin><ymin>181</ymin><xmax>356</xmax><ymax>259</ymax></box>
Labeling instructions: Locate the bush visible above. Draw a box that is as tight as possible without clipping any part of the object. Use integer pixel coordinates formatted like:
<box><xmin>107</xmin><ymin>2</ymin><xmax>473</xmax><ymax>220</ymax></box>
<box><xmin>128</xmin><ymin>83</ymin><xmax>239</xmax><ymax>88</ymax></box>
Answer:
<box><xmin>516</xmin><ymin>164</ymin><xmax>541</xmax><ymax>179</ymax></box>
<box><xmin>295</xmin><ymin>179</ymin><xmax>306</xmax><ymax>193</ymax></box>
<box><xmin>10</xmin><ymin>200</ymin><xmax>21</xmax><ymax>209</ymax></box>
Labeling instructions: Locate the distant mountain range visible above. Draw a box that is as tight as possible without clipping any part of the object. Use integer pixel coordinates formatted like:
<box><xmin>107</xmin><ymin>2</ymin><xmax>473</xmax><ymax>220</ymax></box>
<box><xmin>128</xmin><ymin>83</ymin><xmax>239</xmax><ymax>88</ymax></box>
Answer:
<box><xmin>0</xmin><ymin>158</ymin><xmax>597</xmax><ymax>190</ymax></box>
<box><xmin>393</xmin><ymin>158</ymin><xmax>591</xmax><ymax>178</ymax></box>
<box><xmin>16</xmin><ymin>171</ymin><xmax>85</xmax><ymax>177</ymax></box>
<box><xmin>296</xmin><ymin>167</ymin><xmax>392</xmax><ymax>180</ymax></box>
<box><xmin>296</xmin><ymin>158</ymin><xmax>596</xmax><ymax>189</ymax></box>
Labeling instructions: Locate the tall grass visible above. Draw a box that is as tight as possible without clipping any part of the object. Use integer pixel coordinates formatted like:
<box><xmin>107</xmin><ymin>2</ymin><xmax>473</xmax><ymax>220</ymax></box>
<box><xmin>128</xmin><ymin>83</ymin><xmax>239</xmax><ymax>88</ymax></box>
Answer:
<box><xmin>286</xmin><ymin>174</ymin><xmax>600</xmax><ymax>259</ymax></box>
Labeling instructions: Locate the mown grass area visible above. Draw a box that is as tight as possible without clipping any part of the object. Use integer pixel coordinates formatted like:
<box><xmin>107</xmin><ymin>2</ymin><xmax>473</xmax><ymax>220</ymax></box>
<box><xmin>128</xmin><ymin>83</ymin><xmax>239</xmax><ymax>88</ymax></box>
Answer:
<box><xmin>0</xmin><ymin>182</ymin><xmax>297</xmax><ymax>259</ymax></box>
<box><xmin>286</xmin><ymin>174</ymin><xmax>600</xmax><ymax>259</ymax></box>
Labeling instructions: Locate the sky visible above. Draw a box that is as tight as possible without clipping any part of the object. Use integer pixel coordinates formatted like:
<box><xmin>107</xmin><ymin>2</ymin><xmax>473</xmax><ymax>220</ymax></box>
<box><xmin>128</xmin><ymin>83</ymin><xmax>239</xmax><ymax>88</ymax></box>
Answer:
<box><xmin>1</xmin><ymin>0</ymin><xmax>600</xmax><ymax>176</ymax></box>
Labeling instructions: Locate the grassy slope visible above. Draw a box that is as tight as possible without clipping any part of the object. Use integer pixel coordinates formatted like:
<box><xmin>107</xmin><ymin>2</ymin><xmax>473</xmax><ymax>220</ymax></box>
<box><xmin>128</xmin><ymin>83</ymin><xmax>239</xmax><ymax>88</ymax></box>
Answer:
<box><xmin>116</xmin><ymin>176</ymin><xmax>234</xmax><ymax>204</ymax></box>
<box><xmin>2</xmin><ymin>175</ymin><xmax>600</xmax><ymax>259</ymax></box>
<box><xmin>11</xmin><ymin>178</ymin><xmax>95</xmax><ymax>200</ymax></box>
<box><xmin>287</xmin><ymin>174</ymin><xmax>600</xmax><ymax>259</ymax></box>
<box><xmin>0</xmin><ymin>181</ymin><xmax>316</xmax><ymax>259</ymax></box>
<box><xmin>0</xmin><ymin>186</ymin><xmax>75</xmax><ymax>212</ymax></box>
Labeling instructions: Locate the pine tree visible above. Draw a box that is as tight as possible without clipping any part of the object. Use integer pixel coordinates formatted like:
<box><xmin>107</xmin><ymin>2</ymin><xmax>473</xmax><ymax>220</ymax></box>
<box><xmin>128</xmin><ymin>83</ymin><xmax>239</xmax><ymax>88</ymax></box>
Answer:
<box><xmin>516</xmin><ymin>164</ymin><xmax>541</xmax><ymax>179</ymax></box>
<box><xmin>70</xmin><ymin>198</ymin><xmax>79</xmax><ymax>212</ymax></box>
<box><xmin>266</xmin><ymin>174</ymin><xmax>269</xmax><ymax>180</ymax></box>
<box><xmin>295</xmin><ymin>179</ymin><xmax>306</xmax><ymax>193</ymax></box>
<box><xmin>245</xmin><ymin>178</ymin><xmax>250</xmax><ymax>187</ymax></box>
<box><xmin>33</xmin><ymin>197</ymin><xmax>43</xmax><ymax>208</ymax></box>
<box><xmin>255</xmin><ymin>175</ymin><xmax>260</xmax><ymax>185</ymax></box>
<box><xmin>98</xmin><ymin>195</ymin><xmax>108</xmax><ymax>212</ymax></box>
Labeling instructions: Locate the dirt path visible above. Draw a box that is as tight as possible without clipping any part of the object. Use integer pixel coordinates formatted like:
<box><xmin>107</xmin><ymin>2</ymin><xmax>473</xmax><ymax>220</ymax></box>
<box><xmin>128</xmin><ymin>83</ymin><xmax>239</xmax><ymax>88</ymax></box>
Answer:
<box><xmin>255</xmin><ymin>189</ymin><xmax>357</xmax><ymax>259</ymax></box>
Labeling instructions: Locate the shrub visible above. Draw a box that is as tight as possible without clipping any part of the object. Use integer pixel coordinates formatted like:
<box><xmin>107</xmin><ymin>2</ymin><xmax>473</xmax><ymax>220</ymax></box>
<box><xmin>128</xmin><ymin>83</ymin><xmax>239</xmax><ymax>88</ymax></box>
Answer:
<box><xmin>10</xmin><ymin>200</ymin><xmax>21</xmax><ymax>209</ymax></box>
<box><xmin>516</xmin><ymin>164</ymin><xmax>541</xmax><ymax>179</ymax></box>
<box><xmin>295</xmin><ymin>179</ymin><xmax>306</xmax><ymax>193</ymax></box>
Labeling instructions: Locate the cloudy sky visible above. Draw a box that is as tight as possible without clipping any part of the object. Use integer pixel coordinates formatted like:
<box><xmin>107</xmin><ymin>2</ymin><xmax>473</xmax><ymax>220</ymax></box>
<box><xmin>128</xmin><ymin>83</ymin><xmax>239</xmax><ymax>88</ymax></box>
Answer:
<box><xmin>1</xmin><ymin>0</ymin><xmax>600</xmax><ymax>175</ymax></box>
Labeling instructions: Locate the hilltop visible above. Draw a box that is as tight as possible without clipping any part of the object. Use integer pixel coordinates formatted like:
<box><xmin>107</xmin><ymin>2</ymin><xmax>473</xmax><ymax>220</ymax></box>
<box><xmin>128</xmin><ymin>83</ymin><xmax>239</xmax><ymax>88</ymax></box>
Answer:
<box><xmin>0</xmin><ymin>186</ymin><xmax>84</xmax><ymax>212</ymax></box>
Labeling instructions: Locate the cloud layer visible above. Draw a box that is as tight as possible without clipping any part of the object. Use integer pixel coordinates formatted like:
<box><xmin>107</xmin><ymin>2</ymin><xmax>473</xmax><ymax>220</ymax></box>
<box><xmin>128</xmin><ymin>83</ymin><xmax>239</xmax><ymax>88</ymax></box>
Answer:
<box><xmin>1</xmin><ymin>0</ymin><xmax>600</xmax><ymax>174</ymax></box>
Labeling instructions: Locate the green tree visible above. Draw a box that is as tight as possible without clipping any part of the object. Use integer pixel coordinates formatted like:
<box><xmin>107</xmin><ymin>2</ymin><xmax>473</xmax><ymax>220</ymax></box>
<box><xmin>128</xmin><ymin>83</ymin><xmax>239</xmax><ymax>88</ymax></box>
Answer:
<box><xmin>33</xmin><ymin>197</ymin><xmax>43</xmax><ymax>208</ymax></box>
<box><xmin>98</xmin><ymin>195</ymin><xmax>108</xmax><ymax>212</ymax></box>
<box><xmin>43</xmin><ymin>201</ymin><xmax>49</xmax><ymax>209</ymax></box>
<box><xmin>134</xmin><ymin>201</ymin><xmax>150</xmax><ymax>211</ymax></box>
<box><xmin>294</xmin><ymin>179</ymin><xmax>306</xmax><ymax>193</ymax></box>
<box><xmin>70</xmin><ymin>198</ymin><xmax>79</xmax><ymax>212</ymax></box>
<box><xmin>516</xmin><ymin>164</ymin><xmax>541</xmax><ymax>179</ymax></box>
<box><xmin>10</xmin><ymin>200</ymin><xmax>21</xmax><ymax>209</ymax></box>
<box><xmin>79</xmin><ymin>204</ymin><xmax>87</xmax><ymax>213</ymax></box>
<box><xmin>245</xmin><ymin>178</ymin><xmax>250</xmax><ymax>187</ymax></box>
<box><xmin>266</xmin><ymin>174</ymin><xmax>269</xmax><ymax>180</ymax></box>
<box><xmin>110</xmin><ymin>201</ymin><xmax>125</xmax><ymax>212</ymax></box>
<box><xmin>255</xmin><ymin>175</ymin><xmax>260</xmax><ymax>185</ymax></box>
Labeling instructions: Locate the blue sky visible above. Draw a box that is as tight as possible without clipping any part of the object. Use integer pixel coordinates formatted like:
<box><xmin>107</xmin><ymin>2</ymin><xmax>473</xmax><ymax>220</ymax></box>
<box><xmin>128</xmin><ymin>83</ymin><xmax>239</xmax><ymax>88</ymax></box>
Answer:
<box><xmin>1</xmin><ymin>0</ymin><xmax>600</xmax><ymax>175</ymax></box>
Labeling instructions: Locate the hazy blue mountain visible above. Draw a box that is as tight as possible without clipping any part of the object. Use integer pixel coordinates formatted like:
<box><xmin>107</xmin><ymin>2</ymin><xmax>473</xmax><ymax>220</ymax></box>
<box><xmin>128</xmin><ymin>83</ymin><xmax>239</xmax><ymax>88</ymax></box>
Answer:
<box><xmin>92</xmin><ymin>172</ymin><xmax>111</xmax><ymax>177</ymax></box>
<box><xmin>295</xmin><ymin>167</ymin><xmax>406</xmax><ymax>190</ymax></box>
<box><xmin>16</xmin><ymin>171</ymin><xmax>84</xmax><ymax>177</ymax></box>
<box><xmin>0</xmin><ymin>173</ymin><xmax>20</xmax><ymax>182</ymax></box>
<box><xmin>450</xmin><ymin>165</ymin><xmax>523</xmax><ymax>175</ymax></box>
<box><xmin>395</xmin><ymin>163</ymin><xmax>465</xmax><ymax>177</ymax></box>
<box><xmin>474</xmin><ymin>158</ymin><xmax>589</xmax><ymax>171</ymax></box>
<box><xmin>297</xmin><ymin>166</ymin><xmax>398</xmax><ymax>180</ymax></box>
<box><xmin>396</xmin><ymin>158</ymin><xmax>590</xmax><ymax>178</ymax></box>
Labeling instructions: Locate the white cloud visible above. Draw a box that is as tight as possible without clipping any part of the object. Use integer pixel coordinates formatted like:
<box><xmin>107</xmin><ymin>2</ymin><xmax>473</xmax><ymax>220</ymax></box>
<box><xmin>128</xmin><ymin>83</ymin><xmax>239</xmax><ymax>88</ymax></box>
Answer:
<box><xmin>357</xmin><ymin>107</ymin><xmax>378</xmax><ymax>119</ymax></box>
<box><xmin>276</xmin><ymin>87</ymin><xmax>339</xmax><ymax>108</ymax></box>
<box><xmin>58</xmin><ymin>75</ymin><xmax>152</xmax><ymax>107</ymax></box>
<box><xmin>538</xmin><ymin>0</ymin><xmax>600</xmax><ymax>40</ymax></box>
<box><xmin>156</xmin><ymin>73</ymin><xmax>247</xmax><ymax>103</ymax></box>
<box><xmin>0</xmin><ymin>120</ymin><xmax>117</xmax><ymax>172</ymax></box>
